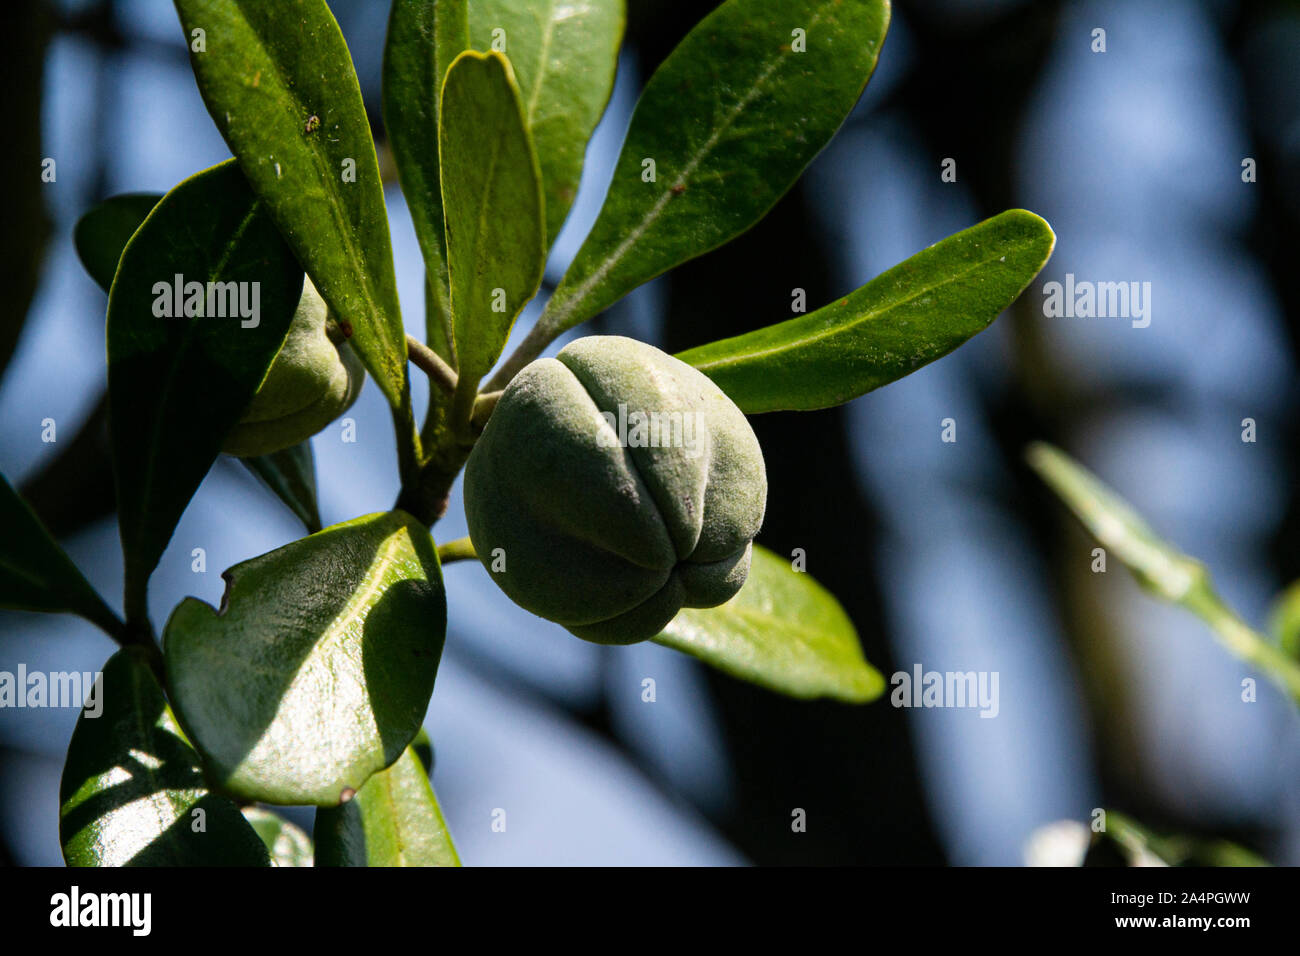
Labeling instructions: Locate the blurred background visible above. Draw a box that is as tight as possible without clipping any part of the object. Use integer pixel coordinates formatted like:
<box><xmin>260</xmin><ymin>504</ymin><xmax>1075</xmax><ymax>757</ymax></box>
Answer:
<box><xmin>2</xmin><ymin>0</ymin><xmax>1299</xmax><ymax>865</ymax></box>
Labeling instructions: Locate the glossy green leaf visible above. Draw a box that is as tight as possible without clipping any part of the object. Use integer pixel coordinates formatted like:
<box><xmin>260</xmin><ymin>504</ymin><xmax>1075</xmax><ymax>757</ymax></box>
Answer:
<box><xmin>383</xmin><ymin>0</ymin><xmax>469</xmax><ymax>367</ymax></box>
<box><xmin>441</xmin><ymin>50</ymin><xmax>545</xmax><ymax>403</ymax></box>
<box><xmin>108</xmin><ymin>161</ymin><xmax>302</xmax><ymax>620</ymax></box>
<box><xmin>73</xmin><ymin>193</ymin><xmax>161</xmax><ymax>292</ymax></box>
<box><xmin>654</xmin><ymin>544</ymin><xmax>884</xmax><ymax>702</ymax></box>
<box><xmin>0</xmin><ymin>473</ymin><xmax>121</xmax><ymax>635</ymax></box>
<box><xmin>314</xmin><ymin>745</ymin><xmax>459</xmax><ymax>867</ymax></box>
<box><xmin>175</xmin><ymin>0</ymin><xmax>410</xmax><ymax>412</ymax></box>
<box><xmin>540</xmin><ymin>0</ymin><xmax>889</xmax><ymax>338</ymax></box>
<box><xmin>164</xmin><ymin>511</ymin><xmax>447</xmax><ymax>806</ymax></box>
<box><xmin>677</xmin><ymin>210</ymin><xmax>1057</xmax><ymax>413</ymax></box>
<box><xmin>1028</xmin><ymin>442</ymin><xmax>1300</xmax><ymax>705</ymax></box>
<box><xmin>242</xmin><ymin>807</ymin><xmax>314</xmax><ymax>866</ymax></box>
<box><xmin>60</xmin><ymin>648</ymin><xmax>271</xmax><ymax>867</ymax></box>
<box><xmin>239</xmin><ymin>441</ymin><xmax>322</xmax><ymax>533</ymax></box>
<box><xmin>469</xmin><ymin>0</ymin><xmax>624</xmax><ymax>247</ymax></box>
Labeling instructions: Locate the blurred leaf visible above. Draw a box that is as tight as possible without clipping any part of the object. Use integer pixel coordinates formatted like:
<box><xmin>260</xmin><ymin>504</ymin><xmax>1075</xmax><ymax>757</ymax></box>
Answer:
<box><xmin>441</xmin><ymin>50</ymin><xmax>545</xmax><ymax>405</ymax></box>
<box><xmin>60</xmin><ymin>648</ymin><xmax>270</xmax><ymax>866</ymax></box>
<box><xmin>538</xmin><ymin>0</ymin><xmax>889</xmax><ymax>339</ymax></box>
<box><xmin>654</xmin><ymin>544</ymin><xmax>884</xmax><ymax>702</ymax></box>
<box><xmin>383</xmin><ymin>0</ymin><xmax>469</xmax><ymax>367</ymax></box>
<box><xmin>175</xmin><ymin>0</ymin><xmax>410</xmax><ymax>412</ymax></box>
<box><xmin>469</xmin><ymin>0</ymin><xmax>624</xmax><ymax>247</ymax></box>
<box><xmin>108</xmin><ymin>160</ymin><xmax>302</xmax><ymax>621</ymax></box>
<box><xmin>164</xmin><ymin>511</ymin><xmax>447</xmax><ymax>806</ymax></box>
<box><xmin>239</xmin><ymin>441</ymin><xmax>322</xmax><ymax>533</ymax></box>
<box><xmin>1268</xmin><ymin>579</ymin><xmax>1300</xmax><ymax>660</ymax></box>
<box><xmin>73</xmin><ymin>193</ymin><xmax>161</xmax><ymax>293</ymax></box>
<box><xmin>1089</xmin><ymin>810</ymin><xmax>1270</xmax><ymax>868</ymax></box>
<box><xmin>0</xmin><ymin>472</ymin><xmax>120</xmax><ymax>636</ymax></box>
<box><xmin>314</xmin><ymin>746</ymin><xmax>459</xmax><ymax>866</ymax></box>
<box><xmin>1028</xmin><ymin>442</ymin><xmax>1300</xmax><ymax>705</ymax></box>
<box><xmin>677</xmin><ymin>210</ymin><xmax>1056</xmax><ymax>413</ymax></box>
<box><xmin>242</xmin><ymin>807</ymin><xmax>314</xmax><ymax>867</ymax></box>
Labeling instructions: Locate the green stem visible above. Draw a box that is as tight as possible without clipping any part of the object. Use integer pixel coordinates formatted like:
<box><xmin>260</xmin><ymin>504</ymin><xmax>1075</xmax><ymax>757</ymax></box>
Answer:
<box><xmin>437</xmin><ymin>536</ymin><xmax>477</xmax><ymax>564</ymax></box>
<box><xmin>406</xmin><ymin>333</ymin><xmax>457</xmax><ymax>396</ymax></box>
<box><xmin>1181</xmin><ymin>586</ymin><xmax>1300</xmax><ymax>705</ymax></box>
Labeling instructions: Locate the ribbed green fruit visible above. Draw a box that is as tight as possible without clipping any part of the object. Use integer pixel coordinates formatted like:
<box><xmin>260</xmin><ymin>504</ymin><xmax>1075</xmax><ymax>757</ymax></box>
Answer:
<box><xmin>464</xmin><ymin>335</ymin><xmax>767</xmax><ymax>644</ymax></box>
<box><xmin>222</xmin><ymin>277</ymin><xmax>365</xmax><ymax>457</ymax></box>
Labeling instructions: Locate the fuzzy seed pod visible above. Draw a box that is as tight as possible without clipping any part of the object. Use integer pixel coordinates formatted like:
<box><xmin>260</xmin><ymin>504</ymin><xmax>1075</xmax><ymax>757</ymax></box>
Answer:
<box><xmin>464</xmin><ymin>335</ymin><xmax>767</xmax><ymax>644</ymax></box>
<box><xmin>223</xmin><ymin>277</ymin><xmax>365</xmax><ymax>458</ymax></box>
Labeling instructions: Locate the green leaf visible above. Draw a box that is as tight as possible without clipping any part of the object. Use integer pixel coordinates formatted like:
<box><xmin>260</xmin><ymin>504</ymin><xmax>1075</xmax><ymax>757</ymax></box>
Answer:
<box><xmin>60</xmin><ymin>648</ymin><xmax>271</xmax><ymax>866</ymax></box>
<box><xmin>1268</xmin><ymin>580</ymin><xmax>1300</xmax><ymax>661</ymax></box>
<box><xmin>469</xmin><ymin>0</ymin><xmax>624</xmax><ymax>248</ymax></box>
<box><xmin>108</xmin><ymin>160</ymin><xmax>302</xmax><ymax>620</ymax></box>
<box><xmin>654</xmin><ymin>544</ymin><xmax>884</xmax><ymax>702</ymax></box>
<box><xmin>242</xmin><ymin>807</ymin><xmax>314</xmax><ymax>866</ymax></box>
<box><xmin>175</xmin><ymin>0</ymin><xmax>410</xmax><ymax>412</ymax></box>
<box><xmin>1088</xmin><ymin>810</ymin><xmax>1271</xmax><ymax>867</ymax></box>
<box><xmin>73</xmin><ymin>193</ymin><xmax>161</xmax><ymax>292</ymax></box>
<box><xmin>383</xmin><ymin>0</ymin><xmax>469</xmax><ymax>368</ymax></box>
<box><xmin>239</xmin><ymin>441</ymin><xmax>322</xmax><ymax>533</ymax></box>
<box><xmin>540</xmin><ymin>0</ymin><xmax>889</xmax><ymax>339</ymax></box>
<box><xmin>314</xmin><ymin>745</ymin><xmax>459</xmax><ymax>867</ymax></box>
<box><xmin>1028</xmin><ymin>442</ymin><xmax>1300</xmax><ymax>705</ymax></box>
<box><xmin>441</xmin><ymin>50</ymin><xmax>545</xmax><ymax>405</ymax></box>
<box><xmin>163</xmin><ymin>511</ymin><xmax>447</xmax><ymax>806</ymax></box>
<box><xmin>677</xmin><ymin>210</ymin><xmax>1057</xmax><ymax>413</ymax></box>
<box><xmin>0</xmin><ymin>472</ymin><xmax>121</xmax><ymax>636</ymax></box>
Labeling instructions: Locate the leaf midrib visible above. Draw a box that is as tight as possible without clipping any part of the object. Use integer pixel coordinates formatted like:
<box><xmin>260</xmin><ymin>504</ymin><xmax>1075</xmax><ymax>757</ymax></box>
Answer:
<box><xmin>546</xmin><ymin>3</ymin><xmax>834</xmax><ymax>332</ymax></box>
<box><xmin>224</xmin><ymin>9</ymin><xmax>397</xmax><ymax>367</ymax></box>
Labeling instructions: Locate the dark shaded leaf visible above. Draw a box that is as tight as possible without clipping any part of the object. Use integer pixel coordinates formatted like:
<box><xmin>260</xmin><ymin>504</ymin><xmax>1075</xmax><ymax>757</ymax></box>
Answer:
<box><xmin>74</xmin><ymin>193</ymin><xmax>161</xmax><ymax>292</ymax></box>
<box><xmin>238</xmin><ymin>441</ymin><xmax>322</xmax><ymax>533</ymax></box>
<box><xmin>107</xmin><ymin>160</ymin><xmax>302</xmax><ymax>619</ymax></box>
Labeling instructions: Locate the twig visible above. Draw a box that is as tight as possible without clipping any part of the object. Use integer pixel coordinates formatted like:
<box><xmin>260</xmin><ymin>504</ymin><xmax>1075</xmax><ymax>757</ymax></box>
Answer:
<box><xmin>437</xmin><ymin>536</ymin><xmax>477</xmax><ymax>565</ymax></box>
<box><xmin>406</xmin><ymin>334</ymin><xmax>457</xmax><ymax>395</ymax></box>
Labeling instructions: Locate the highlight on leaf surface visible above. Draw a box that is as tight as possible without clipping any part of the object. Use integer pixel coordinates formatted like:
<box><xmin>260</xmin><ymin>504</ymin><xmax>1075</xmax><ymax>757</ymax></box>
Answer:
<box><xmin>655</xmin><ymin>544</ymin><xmax>884</xmax><ymax>703</ymax></box>
<box><xmin>163</xmin><ymin>511</ymin><xmax>447</xmax><ymax>806</ymax></box>
<box><xmin>60</xmin><ymin>648</ymin><xmax>271</xmax><ymax>867</ymax></box>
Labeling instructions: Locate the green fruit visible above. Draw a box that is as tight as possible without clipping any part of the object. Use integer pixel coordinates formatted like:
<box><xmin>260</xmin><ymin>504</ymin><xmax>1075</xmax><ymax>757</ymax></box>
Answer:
<box><xmin>222</xmin><ymin>277</ymin><xmax>365</xmax><ymax>457</ymax></box>
<box><xmin>464</xmin><ymin>335</ymin><xmax>767</xmax><ymax>644</ymax></box>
